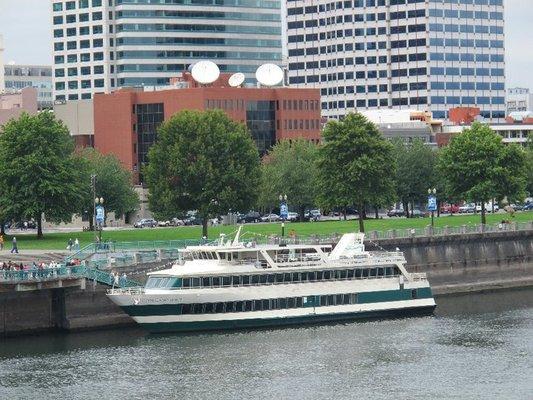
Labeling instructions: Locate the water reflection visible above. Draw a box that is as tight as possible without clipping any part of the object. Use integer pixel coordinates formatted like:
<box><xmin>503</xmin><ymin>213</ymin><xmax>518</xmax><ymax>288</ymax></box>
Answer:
<box><xmin>0</xmin><ymin>289</ymin><xmax>532</xmax><ymax>400</ymax></box>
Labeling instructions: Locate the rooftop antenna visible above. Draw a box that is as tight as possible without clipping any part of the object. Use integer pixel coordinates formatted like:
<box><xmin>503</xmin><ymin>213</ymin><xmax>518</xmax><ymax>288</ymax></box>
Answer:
<box><xmin>191</xmin><ymin>60</ymin><xmax>220</xmax><ymax>85</ymax></box>
<box><xmin>255</xmin><ymin>63</ymin><xmax>284</xmax><ymax>87</ymax></box>
<box><xmin>228</xmin><ymin>72</ymin><xmax>245</xmax><ymax>87</ymax></box>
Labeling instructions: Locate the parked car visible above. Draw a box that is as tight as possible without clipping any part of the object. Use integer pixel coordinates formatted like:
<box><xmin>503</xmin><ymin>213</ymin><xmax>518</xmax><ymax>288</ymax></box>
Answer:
<box><xmin>237</xmin><ymin>211</ymin><xmax>261</xmax><ymax>223</ymax></box>
<box><xmin>184</xmin><ymin>216</ymin><xmax>203</xmax><ymax>226</ymax></box>
<box><xmin>134</xmin><ymin>218</ymin><xmax>157</xmax><ymax>228</ymax></box>
<box><xmin>286</xmin><ymin>212</ymin><xmax>299</xmax><ymax>222</ymax></box>
<box><xmin>387</xmin><ymin>209</ymin><xmax>405</xmax><ymax>217</ymax></box>
<box><xmin>410</xmin><ymin>209</ymin><xmax>426</xmax><ymax>218</ymax></box>
<box><xmin>304</xmin><ymin>209</ymin><xmax>321</xmax><ymax>221</ymax></box>
<box><xmin>475</xmin><ymin>202</ymin><xmax>499</xmax><ymax>213</ymax></box>
<box><xmin>171</xmin><ymin>218</ymin><xmax>185</xmax><ymax>226</ymax></box>
<box><xmin>440</xmin><ymin>204</ymin><xmax>459</xmax><ymax>214</ymax></box>
<box><xmin>158</xmin><ymin>220</ymin><xmax>171</xmax><ymax>227</ymax></box>
<box><xmin>523</xmin><ymin>203</ymin><xmax>533</xmax><ymax>211</ymax></box>
<box><xmin>459</xmin><ymin>203</ymin><xmax>476</xmax><ymax>213</ymax></box>
<box><xmin>261</xmin><ymin>213</ymin><xmax>280</xmax><ymax>222</ymax></box>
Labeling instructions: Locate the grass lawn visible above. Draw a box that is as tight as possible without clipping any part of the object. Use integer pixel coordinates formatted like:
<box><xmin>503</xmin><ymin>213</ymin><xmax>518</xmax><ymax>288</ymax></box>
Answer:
<box><xmin>2</xmin><ymin>211</ymin><xmax>532</xmax><ymax>251</ymax></box>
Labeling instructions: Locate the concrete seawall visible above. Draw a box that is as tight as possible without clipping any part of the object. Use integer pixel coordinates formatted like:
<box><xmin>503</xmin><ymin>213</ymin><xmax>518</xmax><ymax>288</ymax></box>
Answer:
<box><xmin>1</xmin><ymin>230</ymin><xmax>532</xmax><ymax>336</ymax></box>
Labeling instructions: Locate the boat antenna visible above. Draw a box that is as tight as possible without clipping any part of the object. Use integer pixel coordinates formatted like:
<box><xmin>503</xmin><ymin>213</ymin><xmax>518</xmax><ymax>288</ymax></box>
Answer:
<box><xmin>232</xmin><ymin>225</ymin><xmax>243</xmax><ymax>245</ymax></box>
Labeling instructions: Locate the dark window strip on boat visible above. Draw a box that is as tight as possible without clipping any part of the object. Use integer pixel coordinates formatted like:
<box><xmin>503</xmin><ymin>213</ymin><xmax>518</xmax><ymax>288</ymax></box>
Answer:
<box><xmin>145</xmin><ymin>266</ymin><xmax>401</xmax><ymax>290</ymax></box>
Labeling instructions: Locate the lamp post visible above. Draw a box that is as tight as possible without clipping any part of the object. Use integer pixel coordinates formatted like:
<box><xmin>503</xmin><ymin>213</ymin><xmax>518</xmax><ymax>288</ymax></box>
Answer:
<box><xmin>279</xmin><ymin>194</ymin><xmax>288</xmax><ymax>237</ymax></box>
<box><xmin>427</xmin><ymin>188</ymin><xmax>437</xmax><ymax>228</ymax></box>
<box><xmin>95</xmin><ymin>197</ymin><xmax>104</xmax><ymax>242</ymax></box>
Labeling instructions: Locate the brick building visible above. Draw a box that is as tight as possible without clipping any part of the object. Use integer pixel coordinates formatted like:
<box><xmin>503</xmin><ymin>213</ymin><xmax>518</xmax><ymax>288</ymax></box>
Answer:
<box><xmin>93</xmin><ymin>73</ymin><xmax>321</xmax><ymax>184</ymax></box>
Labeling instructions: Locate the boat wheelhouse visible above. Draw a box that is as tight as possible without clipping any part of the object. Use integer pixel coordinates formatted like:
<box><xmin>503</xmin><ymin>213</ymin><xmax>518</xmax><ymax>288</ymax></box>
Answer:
<box><xmin>107</xmin><ymin>230</ymin><xmax>435</xmax><ymax>333</ymax></box>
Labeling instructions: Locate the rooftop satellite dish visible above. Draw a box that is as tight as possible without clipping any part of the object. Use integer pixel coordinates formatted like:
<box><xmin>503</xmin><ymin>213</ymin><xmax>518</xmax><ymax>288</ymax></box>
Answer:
<box><xmin>228</xmin><ymin>72</ymin><xmax>245</xmax><ymax>87</ymax></box>
<box><xmin>255</xmin><ymin>64</ymin><xmax>284</xmax><ymax>87</ymax></box>
<box><xmin>191</xmin><ymin>61</ymin><xmax>220</xmax><ymax>84</ymax></box>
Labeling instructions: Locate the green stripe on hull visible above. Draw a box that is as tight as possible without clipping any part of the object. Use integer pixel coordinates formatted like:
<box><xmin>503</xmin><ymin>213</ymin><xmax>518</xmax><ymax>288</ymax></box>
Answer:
<box><xmin>121</xmin><ymin>287</ymin><xmax>434</xmax><ymax>317</ymax></box>
<box><xmin>140</xmin><ymin>306</ymin><xmax>436</xmax><ymax>334</ymax></box>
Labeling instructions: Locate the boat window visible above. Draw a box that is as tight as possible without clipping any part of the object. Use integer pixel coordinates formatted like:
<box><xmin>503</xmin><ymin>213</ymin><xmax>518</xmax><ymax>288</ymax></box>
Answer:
<box><xmin>385</xmin><ymin>267</ymin><xmax>393</xmax><ymax>276</ymax></box>
<box><xmin>258</xmin><ymin>274</ymin><xmax>267</xmax><ymax>284</ymax></box>
<box><xmin>411</xmin><ymin>289</ymin><xmax>418</xmax><ymax>299</ymax></box>
<box><xmin>251</xmin><ymin>275</ymin><xmax>259</xmax><ymax>284</ymax></box>
<box><xmin>324</xmin><ymin>271</ymin><xmax>331</xmax><ymax>280</ymax></box>
<box><xmin>362</xmin><ymin>269</ymin><xmax>369</xmax><ymax>278</ymax></box>
<box><xmin>232</xmin><ymin>252</ymin><xmax>238</xmax><ymax>260</ymax></box>
<box><xmin>287</xmin><ymin>298</ymin><xmax>296</xmax><ymax>308</ymax></box>
<box><xmin>280</xmin><ymin>298</ymin><xmax>287</xmax><ymax>308</ymax></box>
<box><xmin>300</xmin><ymin>272</ymin><xmax>308</xmax><ymax>282</ymax></box>
<box><xmin>350</xmin><ymin>293</ymin><xmax>358</xmax><ymax>304</ymax></box>
<box><xmin>232</xmin><ymin>275</ymin><xmax>241</xmax><ymax>286</ymax></box>
<box><xmin>253</xmin><ymin>300</ymin><xmax>262</xmax><ymax>311</ymax></box>
<box><xmin>192</xmin><ymin>277</ymin><xmax>201</xmax><ymax>287</ymax></box>
<box><xmin>284</xmin><ymin>273</ymin><xmax>291</xmax><ymax>282</ymax></box>
<box><xmin>343</xmin><ymin>294</ymin><xmax>351</xmax><ymax>304</ymax></box>
<box><xmin>219</xmin><ymin>252</ymin><xmax>226</xmax><ymax>260</ymax></box>
<box><xmin>192</xmin><ymin>303</ymin><xmax>202</xmax><ymax>313</ymax></box>
<box><xmin>327</xmin><ymin>295</ymin><xmax>335</xmax><ymax>305</ymax></box>
<box><xmin>181</xmin><ymin>304</ymin><xmax>191</xmax><ymax>314</ymax></box>
<box><xmin>377</xmin><ymin>268</ymin><xmax>384</xmax><ymax>276</ymax></box>
<box><xmin>222</xmin><ymin>276</ymin><xmax>231</xmax><ymax>286</ymax></box>
<box><xmin>275</xmin><ymin>273</ymin><xmax>284</xmax><ymax>283</ymax></box>
<box><xmin>347</xmin><ymin>269</ymin><xmax>355</xmax><ymax>278</ymax></box>
<box><xmin>340</xmin><ymin>270</ymin><xmax>348</xmax><ymax>279</ymax></box>
<box><xmin>267</xmin><ymin>274</ymin><xmax>275</xmax><ymax>284</ymax></box>
<box><xmin>394</xmin><ymin>267</ymin><xmax>401</xmax><ymax>275</ymax></box>
<box><xmin>244</xmin><ymin>301</ymin><xmax>253</xmax><ymax>312</ymax></box>
<box><xmin>355</xmin><ymin>269</ymin><xmax>362</xmax><ymax>278</ymax></box>
<box><xmin>215</xmin><ymin>303</ymin><xmax>225</xmax><ymax>313</ymax></box>
<box><xmin>370</xmin><ymin>268</ymin><xmax>377</xmax><ymax>277</ymax></box>
<box><xmin>235</xmin><ymin>301</ymin><xmax>244</xmax><ymax>311</ymax></box>
<box><xmin>296</xmin><ymin>297</ymin><xmax>304</xmax><ymax>307</ymax></box>
<box><xmin>212</xmin><ymin>277</ymin><xmax>221</xmax><ymax>287</ymax></box>
<box><xmin>202</xmin><ymin>277</ymin><xmax>211</xmax><ymax>287</ymax></box>
<box><xmin>242</xmin><ymin>275</ymin><xmax>250</xmax><ymax>285</ymax></box>
<box><xmin>308</xmin><ymin>271</ymin><xmax>317</xmax><ymax>281</ymax></box>
<box><xmin>183</xmin><ymin>278</ymin><xmax>191</xmax><ymax>288</ymax></box>
<box><xmin>262</xmin><ymin>299</ymin><xmax>269</xmax><ymax>310</ymax></box>
<box><xmin>336</xmin><ymin>294</ymin><xmax>344</xmax><ymax>304</ymax></box>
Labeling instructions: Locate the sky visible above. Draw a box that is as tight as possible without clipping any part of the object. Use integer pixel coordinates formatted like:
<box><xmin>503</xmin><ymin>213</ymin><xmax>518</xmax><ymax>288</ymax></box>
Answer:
<box><xmin>0</xmin><ymin>0</ymin><xmax>531</xmax><ymax>89</ymax></box>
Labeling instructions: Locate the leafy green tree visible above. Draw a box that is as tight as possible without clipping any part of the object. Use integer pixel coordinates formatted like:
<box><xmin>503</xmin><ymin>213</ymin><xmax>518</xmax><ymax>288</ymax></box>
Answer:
<box><xmin>317</xmin><ymin>113</ymin><xmax>396</xmax><ymax>232</ymax></box>
<box><xmin>258</xmin><ymin>139</ymin><xmax>319</xmax><ymax>220</ymax></box>
<box><xmin>145</xmin><ymin>109</ymin><xmax>261</xmax><ymax>238</ymax></box>
<box><xmin>526</xmin><ymin>134</ymin><xmax>533</xmax><ymax>196</ymax></box>
<box><xmin>76</xmin><ymin>148</ymin><xmax>139</xmax><ymax>230</ymax></box>
<box><xmin>392</xmin><ymin>138</ymin><xmax>436</xmax><ymax>217</ymax></box>
<box><xmin>437</xmin><ymin>122</ymin><xmax>527</xmax><ymax>224</ymax></box>
<box><xmin>0</xmin><ymin>112</ymin><xmax>85</xmax><ymax>238</ymax></box>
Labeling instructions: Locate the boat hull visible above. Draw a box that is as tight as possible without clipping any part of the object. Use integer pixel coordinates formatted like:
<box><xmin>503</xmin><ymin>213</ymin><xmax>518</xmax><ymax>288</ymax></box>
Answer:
<box><xmin>133</xmin><ymin>304</ymin><xmax>436</xmax><ymax>334</ymax></box>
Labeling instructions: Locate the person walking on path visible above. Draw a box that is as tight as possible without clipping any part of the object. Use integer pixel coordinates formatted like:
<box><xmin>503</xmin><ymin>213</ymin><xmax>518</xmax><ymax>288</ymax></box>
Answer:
<box><xmin>0</xmin><ymin>234</ymin><xmax>4</xmax><ymax>251</ymax></box>
<box><xmin>74</xmin><ymin>238</ymin><xmax>80</xmax><ymax>251</ymax></box>
<box><xmin>11</xmin><ymin>237</ymin><xmax>18</xmax><ymax>254</ymax></box>
<box><xmin>67</xmin><ymin>238</ymin><xmax>73</xmax><ymax>251</ymax></box>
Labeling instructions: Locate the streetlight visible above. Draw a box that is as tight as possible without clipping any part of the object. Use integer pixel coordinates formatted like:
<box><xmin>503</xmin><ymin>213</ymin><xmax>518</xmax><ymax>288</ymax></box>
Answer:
<box><xmin>279</xmin><ymin>194</ymin><xmax>288</xmax><ymax>237</ymax></box>
<box><xmin>427</xmin><ymin>188</ymin><xmax>437</xmax><ymax>228</ymax></box>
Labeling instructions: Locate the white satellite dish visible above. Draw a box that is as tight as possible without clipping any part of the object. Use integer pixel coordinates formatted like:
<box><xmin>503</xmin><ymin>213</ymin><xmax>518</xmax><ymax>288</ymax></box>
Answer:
<box><xmin>255</xmin><ymin>64</ymin><xmax>284</xmax><ymax>87</ymax></box>
<box><xmin>228</xmin><ymin>72</ymin><xmax>245</xmax><ymax>87</ymax></box>
<box><xmin>191</xmin><ymin>61</ymin><xmax>220</xmax><ymax>84</ymax></box>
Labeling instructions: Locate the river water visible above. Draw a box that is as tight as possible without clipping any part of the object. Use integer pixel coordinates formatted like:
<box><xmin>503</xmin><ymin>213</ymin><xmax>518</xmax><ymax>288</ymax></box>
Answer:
<box><xmin>1</xmin><ymin>289</ymin><xmax>532</xmax><ymax>400</ymax></box>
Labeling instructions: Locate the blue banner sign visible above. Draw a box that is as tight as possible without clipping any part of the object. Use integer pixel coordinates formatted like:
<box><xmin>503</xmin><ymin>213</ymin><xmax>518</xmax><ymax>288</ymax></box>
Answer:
<box><xmin>280</xmin><ymin>203</ymin><xmax>288</xmax><ymax>219</ymax></box>
<box><xmin>96</xmin><ymin>205</ymin><xmax>105</xmax><ymax>223</ymax></box>
<box><xmin>427</xmin><ymin>195</ymin><xmax>437</xmax><ymax>212</ymax></box>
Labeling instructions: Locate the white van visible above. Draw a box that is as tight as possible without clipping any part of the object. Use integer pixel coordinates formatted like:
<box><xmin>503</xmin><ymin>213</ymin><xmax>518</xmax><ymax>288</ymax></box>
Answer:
<box><xmin>475</xmin><ymin>202</ymin><xmax>499</xmax><ymax>213</ymax></box>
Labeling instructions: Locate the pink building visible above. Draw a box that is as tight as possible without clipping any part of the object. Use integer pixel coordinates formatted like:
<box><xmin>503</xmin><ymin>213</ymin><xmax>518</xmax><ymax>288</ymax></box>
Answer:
<box><xmin>0</xmin><ymin>87</ymin><xmax>38</xmax><ymax>127</ymax></box>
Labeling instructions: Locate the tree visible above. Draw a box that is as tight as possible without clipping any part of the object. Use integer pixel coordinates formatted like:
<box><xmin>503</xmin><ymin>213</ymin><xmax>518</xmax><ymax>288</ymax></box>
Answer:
<box><xmin>76</xmin><ymin>148</ymin><xmax>139</xmax><ymax>230</ymax></box>
<box><xmin>392</xmin><ymin>138</ymin><xmax>436</xmax><ymax>217</ymax></box>
<box><xmin>145</xmin><ymin>109</ymin><xmax>261</xmax><ymax>238</ymax></box>
<box><xmin>258</xmin><ymin>139</ymin><xmax>319</xmax><ymax>220</ymax></box>
<box><xmin>526</xmin><ymin>133</ymin><xmax>533</xmax><ymax>196</ymax></box>
<box><xmin>317</xmin><ymin>113</ymin><xmax>396</xmax><ymax>232</ymax></box>
<box><xmin>0</xmin><ymin>112</ymin><xmax>85</xmax><ymax>238</ymax></box>
<box><xmin>437</xmin><ymin>122</ymin><xmax>527</xmax><ymax>224</ymax></box>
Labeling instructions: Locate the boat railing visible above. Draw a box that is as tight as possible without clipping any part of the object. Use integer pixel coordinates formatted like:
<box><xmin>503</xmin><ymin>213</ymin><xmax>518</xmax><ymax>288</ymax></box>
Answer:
<box><xmin>409</xmin><ymin>272</ymin><xmax>428</xmax><ymax>281</ymax></box>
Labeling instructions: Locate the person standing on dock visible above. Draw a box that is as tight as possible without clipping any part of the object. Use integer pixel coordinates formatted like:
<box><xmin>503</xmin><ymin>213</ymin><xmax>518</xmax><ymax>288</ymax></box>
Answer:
<box><xmin>10</xmin><ymin>236</ymin><xmax>18</xmax><ymax>254</ymax></box>
<box><xmin>0</xmin><ymin>234</ymin><xmax>4</xmax><ymax>250</ymax></box>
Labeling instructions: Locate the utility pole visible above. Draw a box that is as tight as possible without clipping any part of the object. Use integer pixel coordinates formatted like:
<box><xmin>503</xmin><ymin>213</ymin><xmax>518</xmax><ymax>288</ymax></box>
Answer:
<box><xmin>91</xmin><ymin>174</ymin><xmax>97</xmax><ymax>241</ymax></box>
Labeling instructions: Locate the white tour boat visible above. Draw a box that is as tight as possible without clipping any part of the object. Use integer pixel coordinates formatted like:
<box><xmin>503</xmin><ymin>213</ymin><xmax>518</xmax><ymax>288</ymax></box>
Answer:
<box><xmin>107</xmin><ymin>229</ymin><xmax>436</xmax><ymax>333</ymax></box>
